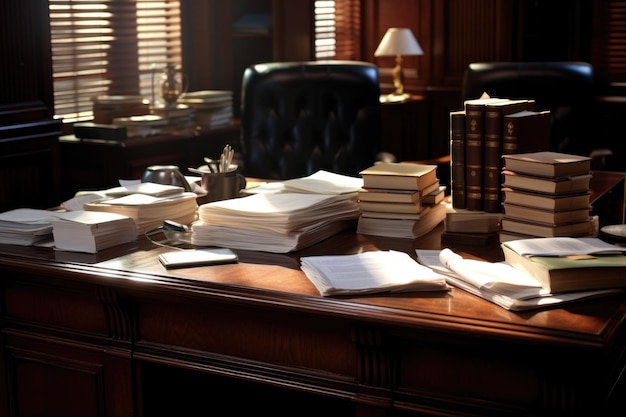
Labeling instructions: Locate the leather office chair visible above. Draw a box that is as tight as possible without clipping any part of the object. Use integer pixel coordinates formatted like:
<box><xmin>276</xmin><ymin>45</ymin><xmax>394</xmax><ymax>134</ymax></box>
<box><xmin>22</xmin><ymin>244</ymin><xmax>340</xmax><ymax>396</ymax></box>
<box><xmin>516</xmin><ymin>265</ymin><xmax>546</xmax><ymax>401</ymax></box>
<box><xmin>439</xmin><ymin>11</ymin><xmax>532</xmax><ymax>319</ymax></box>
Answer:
<box><xmin>461</xmin><ymin>61</ymin><xmax>602</xmax><ymax>159</ymax></box>
<box><xmin>240</xmin><ymin>61</ymin><xmax>383</xmax><ymax>179</ymax></box>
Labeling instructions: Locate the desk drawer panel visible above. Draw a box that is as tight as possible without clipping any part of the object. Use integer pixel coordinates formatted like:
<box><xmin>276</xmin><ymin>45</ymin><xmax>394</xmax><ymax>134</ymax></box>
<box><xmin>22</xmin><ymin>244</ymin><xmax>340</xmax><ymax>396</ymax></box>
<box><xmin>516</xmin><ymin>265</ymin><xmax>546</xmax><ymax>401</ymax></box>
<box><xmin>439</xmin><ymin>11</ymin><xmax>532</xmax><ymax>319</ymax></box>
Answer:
<box><xmin>135</xmin><ymin>299</ymin><xmax>356</xmax><ymax>377</ymax></box>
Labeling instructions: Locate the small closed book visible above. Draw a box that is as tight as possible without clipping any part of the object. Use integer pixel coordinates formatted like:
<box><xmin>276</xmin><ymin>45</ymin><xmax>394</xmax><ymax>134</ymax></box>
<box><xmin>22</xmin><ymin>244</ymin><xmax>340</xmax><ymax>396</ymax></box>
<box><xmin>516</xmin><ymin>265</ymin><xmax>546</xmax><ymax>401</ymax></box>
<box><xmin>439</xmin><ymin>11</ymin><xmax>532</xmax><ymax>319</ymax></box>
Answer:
<box><xmin>158</xmin><ymin>248</ymin><xmax>238</xmax><ymax>269</ymax></box>
<box><xmin>502</xmin><ymin>171</ymin><xmax>591</xmax><ymax>195</ymax></box>
<box><xmin>500</xmin><ymin>217</ymin><xmax>594</xmax><ymax>238</ymax></box>
<box><xmin>359</xmin><ymin>162</ymin><xmax>437</xmax><ymax>191</ymax></box>
<box><xmin>503</xmin><ymin>203</ymin><xmax>591</xmax><ymax>226</ymax></box>
<box><xmin>502</xmin><ymin>241</ymin><xmax>626</xmax><ymax>293</ymax></box>
<box><xmin>502</xmin><ymin>151</ymin><xmax>591</xmax><ymax>177</ymax></box>
<box><xmin>502</xmin><ymin>188</ymin><xmax>591</xmax><ymax>211</ymax></box>
<box><xmin>357</xmin><ymin>181</ymin><xmax>439</xmax><ymax>203</ymax></box>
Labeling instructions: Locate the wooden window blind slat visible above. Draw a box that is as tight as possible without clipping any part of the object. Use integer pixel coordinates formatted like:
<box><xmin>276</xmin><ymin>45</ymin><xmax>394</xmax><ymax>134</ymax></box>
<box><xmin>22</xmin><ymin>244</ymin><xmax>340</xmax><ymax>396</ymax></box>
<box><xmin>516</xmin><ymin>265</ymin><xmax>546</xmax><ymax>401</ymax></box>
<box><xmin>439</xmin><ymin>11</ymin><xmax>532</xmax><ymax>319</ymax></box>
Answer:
<box><xmin>50</xmin><ymin>0</ymin><xmax>182</xmax><ymax>123</ymax></box>
<box><xmin>314</xmin><ymin>0</ymin><xmax>361</xmax><ymax>60</ymax></box>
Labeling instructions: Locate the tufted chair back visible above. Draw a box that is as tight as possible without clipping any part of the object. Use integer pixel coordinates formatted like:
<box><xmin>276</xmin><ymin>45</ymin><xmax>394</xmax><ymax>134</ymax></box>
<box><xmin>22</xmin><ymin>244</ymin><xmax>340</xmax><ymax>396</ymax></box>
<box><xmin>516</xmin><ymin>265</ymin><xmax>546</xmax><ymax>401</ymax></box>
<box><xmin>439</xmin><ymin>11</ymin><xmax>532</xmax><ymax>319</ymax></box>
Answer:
<box><xmin>240</xmin><ymin>61</ymin><xmax>382</xmax><ymax>179</ymax></box>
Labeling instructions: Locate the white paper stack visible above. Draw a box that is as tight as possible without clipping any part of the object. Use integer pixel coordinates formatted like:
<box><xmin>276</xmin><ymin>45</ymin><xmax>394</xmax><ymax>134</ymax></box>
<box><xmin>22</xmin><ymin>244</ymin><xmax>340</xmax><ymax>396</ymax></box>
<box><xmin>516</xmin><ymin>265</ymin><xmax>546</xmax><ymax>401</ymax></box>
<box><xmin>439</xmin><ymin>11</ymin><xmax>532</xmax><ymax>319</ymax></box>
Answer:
<box><xmin>84</xmin><ymin>192</ymin><xmax>198</xmax><ymax>235</ymax></box>
<box><xmin>192</xmin><ymin>192</ymin><xmax>361</xmax><ymax>253</ymax></box>
<box><xmin>0</xmin><ymin>208</ymin><xmax>57</xmax><ymax>246</ymax></box>
<box><xmin>52</xmin><ymin>210</ymin><xmax>137</xmax><ymax>253</ymax></box>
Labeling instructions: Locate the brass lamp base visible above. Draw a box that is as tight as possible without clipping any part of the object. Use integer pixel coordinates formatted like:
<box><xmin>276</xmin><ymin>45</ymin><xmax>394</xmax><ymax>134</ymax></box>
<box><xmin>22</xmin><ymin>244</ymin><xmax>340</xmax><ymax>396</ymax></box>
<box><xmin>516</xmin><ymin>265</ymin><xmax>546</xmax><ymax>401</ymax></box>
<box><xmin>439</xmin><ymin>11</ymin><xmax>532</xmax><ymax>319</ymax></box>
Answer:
<box><xmin>379</xmin><ymin>93</ymin><xmax>411</xmax><ymax>103</ymax></box>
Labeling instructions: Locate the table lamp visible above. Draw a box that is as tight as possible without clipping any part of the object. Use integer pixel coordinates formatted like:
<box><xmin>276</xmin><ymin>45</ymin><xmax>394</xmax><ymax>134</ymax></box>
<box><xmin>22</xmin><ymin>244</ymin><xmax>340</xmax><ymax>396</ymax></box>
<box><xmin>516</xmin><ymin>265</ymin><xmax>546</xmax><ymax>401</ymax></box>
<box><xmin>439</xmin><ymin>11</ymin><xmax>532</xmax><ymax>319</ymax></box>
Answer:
<box><xmin>374</xmin><ymin>28</ymin><xmax>423</xmax><ymax>100</ymax></box>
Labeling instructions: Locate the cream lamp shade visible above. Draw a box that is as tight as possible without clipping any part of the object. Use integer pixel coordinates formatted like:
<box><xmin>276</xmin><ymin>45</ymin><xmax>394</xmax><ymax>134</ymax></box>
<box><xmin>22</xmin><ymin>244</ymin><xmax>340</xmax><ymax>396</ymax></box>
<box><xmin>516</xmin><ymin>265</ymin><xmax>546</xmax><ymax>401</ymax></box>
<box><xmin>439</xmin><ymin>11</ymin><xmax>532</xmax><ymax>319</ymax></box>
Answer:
<box><xmin>374</xmin><ymin>28</ymin><xmax>423</xmax><ymax>98</ymax></box>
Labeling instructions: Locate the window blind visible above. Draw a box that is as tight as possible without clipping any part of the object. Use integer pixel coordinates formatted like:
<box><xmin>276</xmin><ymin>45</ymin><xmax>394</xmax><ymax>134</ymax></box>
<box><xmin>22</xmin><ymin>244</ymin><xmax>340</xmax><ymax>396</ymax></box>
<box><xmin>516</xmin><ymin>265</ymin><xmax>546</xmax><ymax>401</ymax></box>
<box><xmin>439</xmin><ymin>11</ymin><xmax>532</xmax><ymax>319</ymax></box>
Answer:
<box><xmin>49</xmin><ymin>0</ymin><xmax>181</xmax><ymax>123</ymax></box>
<box><xmin>314</xmin><ymin>0</ymin><xmax>361</xmax><ymax>60</ymax></box>
<box><xmin>596</xmin><ymin>0</ymin><xmax>626</xmax><ymax>83</ymax></box>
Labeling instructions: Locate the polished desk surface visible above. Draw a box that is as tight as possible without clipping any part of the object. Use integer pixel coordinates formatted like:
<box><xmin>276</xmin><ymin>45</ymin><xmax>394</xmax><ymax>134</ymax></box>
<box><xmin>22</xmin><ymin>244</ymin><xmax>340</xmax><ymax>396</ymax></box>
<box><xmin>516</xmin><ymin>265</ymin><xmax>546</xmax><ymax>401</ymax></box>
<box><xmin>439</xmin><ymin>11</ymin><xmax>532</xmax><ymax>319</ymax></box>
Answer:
<box><xmin>2</xmin><ymin>171</ymin><xmax>626</xmax><ymax>416</ymax></box>
<box><xmin>1</xmin><ymin>221</ymin><xmax>623</xmax><ymax>347</ymax></box>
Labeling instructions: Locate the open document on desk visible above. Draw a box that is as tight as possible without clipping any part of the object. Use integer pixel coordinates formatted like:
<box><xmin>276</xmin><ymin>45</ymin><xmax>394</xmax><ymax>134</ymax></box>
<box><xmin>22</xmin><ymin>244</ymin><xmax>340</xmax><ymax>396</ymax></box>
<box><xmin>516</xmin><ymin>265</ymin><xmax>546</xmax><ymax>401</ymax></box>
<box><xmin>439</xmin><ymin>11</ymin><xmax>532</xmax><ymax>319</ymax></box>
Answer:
<box><xmin>301</xmin><ymin>250</ymin><xmax>450</xmax><ymax>296</ymax></box>
<box><xmin>415</xmin><ymin>249</ymin><xmax>623</xmax><ymax>311</ymax></box>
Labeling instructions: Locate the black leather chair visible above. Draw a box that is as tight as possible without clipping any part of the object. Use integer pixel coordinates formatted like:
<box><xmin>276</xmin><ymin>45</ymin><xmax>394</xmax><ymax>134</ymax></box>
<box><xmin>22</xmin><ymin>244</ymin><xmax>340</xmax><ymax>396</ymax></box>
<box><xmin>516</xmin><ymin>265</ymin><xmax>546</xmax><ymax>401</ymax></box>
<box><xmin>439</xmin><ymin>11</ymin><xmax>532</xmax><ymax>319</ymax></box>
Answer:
<box><xmin>240</xmin><ymin>61</ymin><xmax>383</xmax><ymax>179</ymax></box>
<box><xmin>461</xmin><ymin>62</ymin><xmax>599</xmax><ymax>158</ymax></box>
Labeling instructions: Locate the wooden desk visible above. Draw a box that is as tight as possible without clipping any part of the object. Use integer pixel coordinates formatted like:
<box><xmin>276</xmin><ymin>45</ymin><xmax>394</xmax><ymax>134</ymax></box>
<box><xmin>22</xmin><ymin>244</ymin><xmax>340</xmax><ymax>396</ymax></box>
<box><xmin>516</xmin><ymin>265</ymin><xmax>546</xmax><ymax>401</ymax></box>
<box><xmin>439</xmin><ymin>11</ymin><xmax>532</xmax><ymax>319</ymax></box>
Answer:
<box><xmin>1</xmin><ymin>222</ymin><xmax>626</xmax><ymax>416</ymax></box>
<box><xmin>590</xmin><ymin>170</ymin><xmax>626</xmax><ymax>226</ymax></box>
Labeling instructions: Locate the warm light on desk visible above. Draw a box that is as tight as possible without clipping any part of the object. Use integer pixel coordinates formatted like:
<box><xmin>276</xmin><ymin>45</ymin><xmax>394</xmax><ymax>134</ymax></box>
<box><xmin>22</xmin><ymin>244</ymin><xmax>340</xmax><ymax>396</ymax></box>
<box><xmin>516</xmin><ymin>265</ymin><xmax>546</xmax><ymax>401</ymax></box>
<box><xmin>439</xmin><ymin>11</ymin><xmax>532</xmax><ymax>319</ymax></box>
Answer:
<box><xmin>374</xmin><ymin>28</ymin><xmax>423</xmax><ymax>99</ymax></box>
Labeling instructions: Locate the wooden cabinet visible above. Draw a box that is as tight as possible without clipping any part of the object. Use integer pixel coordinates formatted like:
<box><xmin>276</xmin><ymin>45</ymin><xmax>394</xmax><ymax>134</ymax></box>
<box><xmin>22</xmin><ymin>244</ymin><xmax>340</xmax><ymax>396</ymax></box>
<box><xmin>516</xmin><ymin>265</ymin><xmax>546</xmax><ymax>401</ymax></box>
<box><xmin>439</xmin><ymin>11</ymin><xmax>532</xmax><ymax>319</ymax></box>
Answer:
<box><xmin>58</xmin><ymin>124</ymin><xmax>241</xmax><ymax>200</ymax></box>
<box><xmin>0</xmin><ymin>0</ymin><xmax>62</xmax><ymax>212</ymax></box>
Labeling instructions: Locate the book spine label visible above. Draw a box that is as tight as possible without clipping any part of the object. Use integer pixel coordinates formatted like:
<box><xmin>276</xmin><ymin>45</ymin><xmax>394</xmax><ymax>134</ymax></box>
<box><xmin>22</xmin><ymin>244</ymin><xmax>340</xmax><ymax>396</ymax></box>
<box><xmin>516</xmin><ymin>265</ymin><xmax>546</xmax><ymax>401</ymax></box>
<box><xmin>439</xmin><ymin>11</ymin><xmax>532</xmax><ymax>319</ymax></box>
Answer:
<box><xmin>483</xmin><ymin>102</ymin><xmax>529</xmax><ymax>213</ymax></box>
<box><xmin>483</xmin><ymin>106</ymin><xmax>503</xmax><ymax>213</ymax></box>
<box><xmin>465</xmin><ymin>104</ymin><xmax>484</xmax><ymax>211</ymax></box>
<box><xmin>450</xmin><ymin>111</ymin><xmax>466</xmax><ymax>209</ymax></box>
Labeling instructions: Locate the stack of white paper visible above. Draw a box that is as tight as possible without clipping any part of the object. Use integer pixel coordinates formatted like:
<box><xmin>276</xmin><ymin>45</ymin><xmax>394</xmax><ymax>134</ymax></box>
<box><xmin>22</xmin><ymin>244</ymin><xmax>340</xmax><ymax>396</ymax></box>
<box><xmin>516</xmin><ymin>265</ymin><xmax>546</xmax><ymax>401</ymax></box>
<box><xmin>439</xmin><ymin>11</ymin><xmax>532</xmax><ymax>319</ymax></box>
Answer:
<box><xmin>192</xmin><ymin>192</ymin><xmax>361</xmax><ymax>252</ymax></box>
<box><xmin>84</xmin><ymin>192</ymin><xmax>198</xmax><ymax>235</ymax></box>
<box><xmin>0</xmin><ymin>208</ymin><xmax>57</xmax><ymax>246</ymax></box>
<box><xmin>52</xmin><ymin>210</ymin><xmax>137</xmax><ymax>253</ymax></box>
<box><xmin>301</xmin><ymin>250</ymin><xmax>450</xmax><ymax>296</ymax></box>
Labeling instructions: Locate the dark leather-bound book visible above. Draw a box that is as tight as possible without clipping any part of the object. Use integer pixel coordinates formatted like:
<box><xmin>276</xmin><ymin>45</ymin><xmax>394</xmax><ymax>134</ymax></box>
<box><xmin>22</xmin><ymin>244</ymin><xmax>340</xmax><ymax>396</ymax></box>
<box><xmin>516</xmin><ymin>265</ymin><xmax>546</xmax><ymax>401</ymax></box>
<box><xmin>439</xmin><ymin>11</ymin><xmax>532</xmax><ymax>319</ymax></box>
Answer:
<box><xmin>449</xmin><ymin>110</ymin><xmax>466</xmax><ymax>209</ymax></box>
<box><xmin>483</xmin><ymin>99</ymin><xmax>530</xmax><ymax>213</ymax></box>
<box><xmin>464</xmin><ymin>97</ymin><xmax>507</xmax><ymax>211</ymax></box>
<box><xmin>502</xmin><ymin>110</ymin><xmax>551</xmax><ymax>155</ymax></box>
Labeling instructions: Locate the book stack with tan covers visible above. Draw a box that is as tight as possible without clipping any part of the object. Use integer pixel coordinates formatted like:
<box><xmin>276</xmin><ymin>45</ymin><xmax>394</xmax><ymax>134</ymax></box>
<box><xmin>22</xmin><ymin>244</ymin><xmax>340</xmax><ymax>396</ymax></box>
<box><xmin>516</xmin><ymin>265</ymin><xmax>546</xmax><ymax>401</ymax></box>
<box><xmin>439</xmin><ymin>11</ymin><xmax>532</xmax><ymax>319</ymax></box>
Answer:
<box><xmin>356</xmin><ymin>162</ymin><xmax>446</xmax><ymax>239</ymax></box>
<box><xmin>499</xmin><ymin>151</ymin><xmax>595</xmax><ymax>242</ymax></box>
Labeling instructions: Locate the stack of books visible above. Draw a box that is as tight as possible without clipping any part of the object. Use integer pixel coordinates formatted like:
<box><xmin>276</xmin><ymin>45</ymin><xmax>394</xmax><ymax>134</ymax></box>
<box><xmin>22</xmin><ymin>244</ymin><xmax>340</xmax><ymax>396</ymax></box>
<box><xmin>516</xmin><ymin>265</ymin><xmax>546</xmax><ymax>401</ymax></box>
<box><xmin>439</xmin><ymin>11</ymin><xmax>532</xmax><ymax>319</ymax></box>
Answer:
<box><xmin>449</xmin><ymin>94</ymin><xmax>550</xmax><ymax>213</ymax></box>
<box><xmin>178</xmin><ymin>90</ymin><xmax>233</xmax><ymax>128</ymax></box>
<box><xmin>356</xmin><ymin>162</ymin><xmax>446</xmax><ymax>239</ymax></box>
<box><xmin>441</xmin><ymin>201</ymin><xmax>503</xmax><ymax>246</ymax></box>
<box><xmin>499</xmin><ymin>151</ymin><xmax>594</xmax><ymax>242</ymax></box>
<box><xmin>152</xmin><ymin>105</ymin><xmax>196</xmax><ymax>133</ymax></box>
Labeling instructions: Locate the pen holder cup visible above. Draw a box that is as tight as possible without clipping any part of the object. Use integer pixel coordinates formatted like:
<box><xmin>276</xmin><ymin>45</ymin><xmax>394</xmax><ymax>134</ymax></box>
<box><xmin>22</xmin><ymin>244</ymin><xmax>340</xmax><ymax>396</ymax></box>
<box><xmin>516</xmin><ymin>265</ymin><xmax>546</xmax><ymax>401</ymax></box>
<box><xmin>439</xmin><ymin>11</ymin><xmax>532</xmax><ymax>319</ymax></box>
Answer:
<box><xmin>201</xmin><ymin>170</ymin><xmax>246</xmax><ymax>203</ymax></box>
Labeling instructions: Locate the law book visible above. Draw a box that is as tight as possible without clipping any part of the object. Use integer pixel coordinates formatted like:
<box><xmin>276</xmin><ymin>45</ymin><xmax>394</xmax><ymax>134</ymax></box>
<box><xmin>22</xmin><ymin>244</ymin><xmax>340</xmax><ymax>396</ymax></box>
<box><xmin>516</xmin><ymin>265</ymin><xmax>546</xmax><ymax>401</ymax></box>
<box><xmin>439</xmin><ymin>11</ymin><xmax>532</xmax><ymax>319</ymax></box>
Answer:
<box><xmin>502</xmin><ymin>203</ymin><xmax>591</xmax><ymax>226</ymax></box>
<box><xmin>502</xmin><ymin>109</ymin><xmax>551</xmax><ymax>154</ymax></box>
<box><xmin>440</xmin><ymin>230</ymin><xmax>500</xmax><ymax>247</ymax></box>
<box><xmin>502</xmin><ymin>171</ymin><xmax>592</xmax><ymax>194</ymax></box>
<box><xmin>500</xmin><ymin>217</ymin><xmax>595</xmax><ymax>238</ymax></box>
<box><xmin>498</xmin><ymin>230</ymin><xmax>539</xmax><ymax>243</ymax></box>
<box><xmin>361</xmin><ymin>205</ymin><xmax>431</xmax><ymax>220</ymax></box>
<box><xmin>51</xmin><ymin>210</ymin><xmax>137</xmax><ymax>253</ymax></box>
<box><xmin>483</xmin><ymin>99</ymin><xmax>530</xmax><ymax>212</ymax></box>
<box><xmin>464</xmin><ymin>97</ymin><xmax>508</xmax><ymax>211</ymax></box>
<box><xmin>422</xmin><ymin>185</ymin><xmax>446</xmax><ymax>206</ymax></box>
<box><xmin>357</xmin><ymin>180</ymin><xmax>439</xmax><ymax>204</ymax></box>
<box><xmin>444</xmin><ymin>205</ymin><xmax>503</xmax><ymax>233</ymax></box>
<box><xmin>356</xmin><ymin>201</ymin><xmax>446</xmax><ymax>239</ymax></box>
<box><xmin>502</xmin><ymin>188</ymin><xmax>591</xmax><ymax>211</ymax></box>
<box><xmin>502</xmin><ymin>151</ymin><xmax>591</xmax><ymax>177</ymax></box>
<box><xmin>359</xmin><ymin>162</ymin><xmax>437</xmax><ymax>191</ymax></box>
<box><xmin>501</xmin><ymin>244</ymin><xmax>626</xmax><ymax>293</ymax></box>
<box><xmin>449</xmin><ymin>109</ymin><xmax>466</xmax><ymax>209</ymax></box>
<box><xmin>358</xmin><ymin>199</ymin><xmax>426</xmax><ymax>214</ymax></box>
